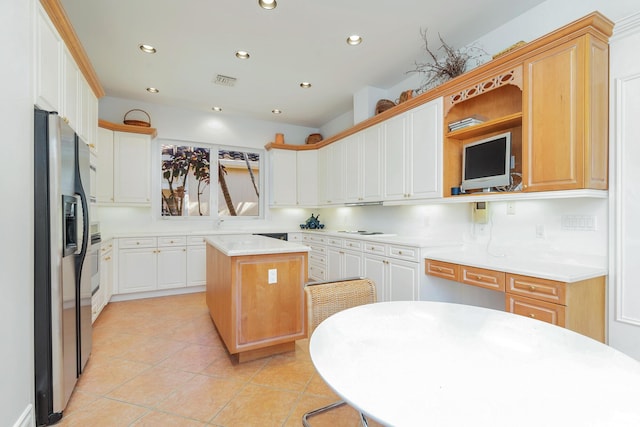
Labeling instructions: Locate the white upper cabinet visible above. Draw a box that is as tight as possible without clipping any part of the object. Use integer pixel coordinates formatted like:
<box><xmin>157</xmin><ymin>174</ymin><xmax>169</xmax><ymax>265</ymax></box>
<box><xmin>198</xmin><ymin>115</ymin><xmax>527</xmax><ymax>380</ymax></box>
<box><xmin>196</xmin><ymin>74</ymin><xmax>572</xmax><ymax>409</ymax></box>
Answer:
<box><xmin>78</xmin><ymin>74</ymin><xmax>98</xmax><ymax>147</ymax></box>
<box><xmin>406</xmin><ymin>98</ymin><xmax>443</xmax><ymax>199</ymax></box>
<box><xmin>113</xmin><ymin>132</ymin><xmax>151</xmax><ymax>204</ymax></box>
<box><xmin>384</xmin><ymin>98</ymin><xmax>443</xmax><ymax>201</ymax></box>
<box><xmin>98</xmin><ymin>127</ymin><xmax>151</xmax><ymax>205</ymax></box>
<box><xmin>34</xmin><ymin>4</ymin><xmax>62</xmax><ymax>113</ymax></box>
<box><xmin>61</xmin><ymin>47</ymin><xmax>78</xmax><ymax>129</ymax></box>
<box><xmin>34</xmin><ymin>3</ymin><xmax>99</xmax><ymax>149</ymax></box>
<box><xmin>270</xmin><ymin>149</ymin><xmax>297</xmax><ymax>206</ymax></box>
<box><xmin>383</xmin><ymin>113</ymin><xmax>409</xmax><ymax>200</ymax></box>
<box><xmin>96</xmin><ymin>127</ymin><xmax>115</xmax><ymax>203</ymax></box>
<box><xmin>344</xmin><ymin>132</ymin><xmax>364</xmax><ymax>203</ymax></box>
<box><xmin>297</xmin><ymin>150</ymin><xmax>318</xmax><ymax>206</ymax></box>
<box><xmin>362</xmin><ymin>125</ymin><xmax>384</xmax><ymax>202</ymax></box>
<box><xmin>325</xmin><ymin>139</ymin><xmax>346</xmax><ymax>205</ymax></box>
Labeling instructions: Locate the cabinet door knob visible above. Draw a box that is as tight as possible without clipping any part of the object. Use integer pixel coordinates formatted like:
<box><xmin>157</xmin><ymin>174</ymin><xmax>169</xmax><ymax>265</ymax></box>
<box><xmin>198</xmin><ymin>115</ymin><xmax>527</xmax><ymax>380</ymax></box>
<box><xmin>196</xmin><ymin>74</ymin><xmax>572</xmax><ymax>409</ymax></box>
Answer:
<box><xmin>529</xmin><ymin>285</ymin><xmax>536</xmax><ymax>291</ymax></box>
<box><xmin>529</xmin><ymin>313</ymin><xmax>536</xmax><ymax>318</ymax></box>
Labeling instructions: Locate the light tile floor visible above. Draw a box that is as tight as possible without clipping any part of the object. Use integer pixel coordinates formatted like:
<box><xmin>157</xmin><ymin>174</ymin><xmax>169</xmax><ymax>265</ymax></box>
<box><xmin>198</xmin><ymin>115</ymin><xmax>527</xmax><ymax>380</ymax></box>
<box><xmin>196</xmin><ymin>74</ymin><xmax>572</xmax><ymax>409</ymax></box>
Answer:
<box><xmin>60</xmin><ymin>292</ymin><xmax>381</xmax><ymax>427</ymax></box>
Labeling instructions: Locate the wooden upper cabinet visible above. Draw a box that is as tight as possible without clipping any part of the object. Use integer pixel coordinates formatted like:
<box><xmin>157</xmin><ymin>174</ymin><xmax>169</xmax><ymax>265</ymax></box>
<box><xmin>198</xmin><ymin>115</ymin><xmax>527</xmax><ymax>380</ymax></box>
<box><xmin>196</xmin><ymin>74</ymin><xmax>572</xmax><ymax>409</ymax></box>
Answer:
<box><xmin>522</xmin><ymin>34</ymin><xmax>610</xmax><ymax>192</ymax></box>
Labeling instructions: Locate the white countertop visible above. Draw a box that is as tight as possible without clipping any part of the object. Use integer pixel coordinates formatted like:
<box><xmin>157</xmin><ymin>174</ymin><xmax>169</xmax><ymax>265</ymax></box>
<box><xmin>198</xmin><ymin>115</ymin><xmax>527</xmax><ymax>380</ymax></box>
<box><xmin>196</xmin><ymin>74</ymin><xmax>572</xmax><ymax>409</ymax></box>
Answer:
<box><xmin>424</xmin><ymin>245</ymin><xmax>606</xmax><ymax>282</ymax></box>
<box><xmin>310</xmin><ymin>301</ymin><xmax>640</xmax><ymax>427</ymax></box>
<box><xmin>204</xmin><ymin>234</ymin><xmax>310</xmax><ymax>256</ymax></box>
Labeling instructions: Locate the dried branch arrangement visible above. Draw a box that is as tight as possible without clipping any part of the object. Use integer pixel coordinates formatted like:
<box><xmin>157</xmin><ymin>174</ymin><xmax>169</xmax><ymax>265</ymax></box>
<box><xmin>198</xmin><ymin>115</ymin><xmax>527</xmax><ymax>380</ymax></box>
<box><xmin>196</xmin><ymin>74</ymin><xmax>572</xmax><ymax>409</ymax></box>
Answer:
<box><xmin>408</xmin><ymin>29</ymin><xmax>487</xmax><ymax>94</ymax></box>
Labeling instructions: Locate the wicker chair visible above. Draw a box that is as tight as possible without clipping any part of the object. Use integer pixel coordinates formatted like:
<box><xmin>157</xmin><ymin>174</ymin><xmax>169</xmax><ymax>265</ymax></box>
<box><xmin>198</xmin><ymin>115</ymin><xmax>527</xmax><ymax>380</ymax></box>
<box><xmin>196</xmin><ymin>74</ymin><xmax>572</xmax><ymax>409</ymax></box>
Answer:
<box><xmin>302</xmin><ymin>277</ymin><xmax>377</xmax><ymax>427</ymax></box>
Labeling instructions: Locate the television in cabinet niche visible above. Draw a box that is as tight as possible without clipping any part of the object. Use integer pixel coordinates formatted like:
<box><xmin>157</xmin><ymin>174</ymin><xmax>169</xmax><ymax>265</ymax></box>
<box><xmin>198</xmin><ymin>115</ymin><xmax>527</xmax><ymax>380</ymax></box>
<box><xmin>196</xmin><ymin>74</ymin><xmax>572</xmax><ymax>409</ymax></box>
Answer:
<box><xmin>461</xmin><ymin>132</ymin><xmax>511</xmax><ymax>192</ymax></box>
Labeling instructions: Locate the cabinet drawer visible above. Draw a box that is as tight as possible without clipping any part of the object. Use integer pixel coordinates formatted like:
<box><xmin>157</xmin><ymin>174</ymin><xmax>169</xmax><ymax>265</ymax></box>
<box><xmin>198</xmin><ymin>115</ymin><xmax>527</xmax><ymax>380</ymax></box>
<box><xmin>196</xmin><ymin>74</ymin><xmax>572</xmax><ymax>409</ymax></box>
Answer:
<box><xmin>326</xmin><ymin>237</ymin><xmax>344</xmax><ymax>247</ymax></box>
<box><xmin>506</xmin><ymin>294</ymin><xmax>566</xmax><ymax>327</ymax></box>
<box><xmin>309</xmin><ymin>265</ymin><xmax>326</xmax><ymax>281</ymax></box>
<box><xmin>309</xmin><ymin>252</ymin><xmax>327</xmax><ymax>266</ymax></box>
<box><xmin>461</xmin><ymin>266</ymin><xmax>505</xmax><ymax>292</ymax></box>
<box><xmin>119</xmin><ymin>237</ymin><xmax>157</xmax><ymax>249</ymax></box>
<box><xmin>387</xmin><ymin>244</ymin><xmax>420</xmax><ymax>262</ymax></box>
<box><xmin>425</xmin><ymin>259</ymin><xmax>459</xmax><ymax>281</ymax></box>
<box><xmin>343</xmin><ymin>239</ymin><xmax>363</xmax><ymax>251</ymax></box>
<box><xmin>303</xmin><ymin>234</ymin><xmax>327</xmax><ymax>245</ymax></box>
<box><xmin>100</xmin><ymin>240</ymin><xmax>114</xmax><ymax>254</ymax></box>
<box><xmin>363</xmin><ymin>242</ymin><xmax>386</xmax><ymax>255</ymax></box>
<box><xmin>506</xmin><ymin>274</ymin><xmax>566</xmax><ymax>305</ymax></box>
<box><xmin>308</xmin><ymin>244</ymin><xmax>326</xmax><ymax>256</ymax></box>
<box><xmin>158</xmin><ymin>236</ymin><xmax>187</xmax><ymax>247</ymax></box>
<box><xmin>187</xmin><ymin>235</ymin><xmax>206</xmax><ymax>245</ymax></box>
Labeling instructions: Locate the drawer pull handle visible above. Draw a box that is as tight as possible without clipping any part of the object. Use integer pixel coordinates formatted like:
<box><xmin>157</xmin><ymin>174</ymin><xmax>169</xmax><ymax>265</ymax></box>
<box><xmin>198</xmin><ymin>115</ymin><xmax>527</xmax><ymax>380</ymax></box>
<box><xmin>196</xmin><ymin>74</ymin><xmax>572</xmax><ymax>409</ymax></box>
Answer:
<box><xmin>529</xmin><ymin>285</ymin><xmax>536</xmax><ymax>291</ymax></box>
<box><xmin>136</xmin><ymin>242</ymin><xmax>140</xmax><ymax>245</ymax></box>
<box><xmin>398</xmin><ymin>251</ymin><xmax>403</xmax><ymax>255</ymax></box>
<box><xmin>529</xmin><ymin>314</ymin><xmax>536</xmax><ymax>318</ymax></box>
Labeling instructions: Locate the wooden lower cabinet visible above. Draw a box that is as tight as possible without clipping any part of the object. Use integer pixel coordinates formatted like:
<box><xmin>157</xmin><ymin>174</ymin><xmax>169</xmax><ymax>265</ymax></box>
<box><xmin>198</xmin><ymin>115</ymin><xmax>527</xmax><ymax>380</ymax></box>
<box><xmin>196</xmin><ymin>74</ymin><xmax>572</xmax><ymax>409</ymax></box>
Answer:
<box><xmin>505</xmin><ymin>273</ymin><xmax>605</xmax><ymax>342</ymax></box>
<box><xmin>206</xmin><ymin>244</ymin><xmax>308</xmax><ymax>362</ymax></box>
<box><xmin>425</xmin><ymin>259</ymin><xmax>605</xmax><ymax>342</ymax></box>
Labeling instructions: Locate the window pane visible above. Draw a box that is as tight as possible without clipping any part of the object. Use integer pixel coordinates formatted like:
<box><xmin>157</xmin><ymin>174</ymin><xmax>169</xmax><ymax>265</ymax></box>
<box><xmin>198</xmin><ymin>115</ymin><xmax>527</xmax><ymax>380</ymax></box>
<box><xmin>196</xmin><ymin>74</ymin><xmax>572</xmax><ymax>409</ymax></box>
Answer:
<box><xmin>217</xmin><ymin>150</ymin><xmax>260</xmax><ymax>217</ymax></box>
<box><xmin>161</xmin><ymin>145</ymin><xmax>211</xmax><ymax>216</ymax></box>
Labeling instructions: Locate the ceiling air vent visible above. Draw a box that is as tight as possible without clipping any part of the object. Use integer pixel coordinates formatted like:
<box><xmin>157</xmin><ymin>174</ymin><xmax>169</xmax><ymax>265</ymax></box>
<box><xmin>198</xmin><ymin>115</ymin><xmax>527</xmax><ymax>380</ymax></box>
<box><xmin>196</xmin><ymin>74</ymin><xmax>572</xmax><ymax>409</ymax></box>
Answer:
<box><xmin>214</xmin><ymin>74</ymin><xmax>237</xmax><ymax>87</ymax></box>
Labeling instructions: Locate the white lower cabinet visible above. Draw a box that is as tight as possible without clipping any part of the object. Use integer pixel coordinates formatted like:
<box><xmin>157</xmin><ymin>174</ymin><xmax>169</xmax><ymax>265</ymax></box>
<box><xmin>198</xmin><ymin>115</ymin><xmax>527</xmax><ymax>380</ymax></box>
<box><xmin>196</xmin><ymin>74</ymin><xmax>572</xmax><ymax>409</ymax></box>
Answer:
<box><xmin>304</xmin><ymin>232</ymin><xmax>421</xmax><ymax>300</ymax></box>
<box><xmin>363</xmin><ymin>242</ymin><xmax>420</xmax><ymax>302</ymax></box>
<box><xmin>326</xmin><ymin>237</ymin><xmax>363</xmax><ymax>281</ymax></box>
<box><xmin>157</xmin><ymin>238</ymin><xmax>187</xmax><ymax>289</ymax></box>
<box><xmin>303</xmin><ymin>233</ymin><xmax>328</xmax><ymax>282</ymax></box>
<box><xmin>186</xmin><ymin>236</ymin><xmax>206</xmax><ymax>287</ymax></box>
<box><xmin>118</xmin><ymin>239</ymin><xmax>158</xmax><ymax>294</ymax></box>
<box><xmin>116</xmin><ymin>235</ymin><xmax>206</xmax><ymax>296</ymax></box>
<box><xmin>93</xmin><ymin>240</ymin><xmax>114</xmax><ymax>323</ymax></box>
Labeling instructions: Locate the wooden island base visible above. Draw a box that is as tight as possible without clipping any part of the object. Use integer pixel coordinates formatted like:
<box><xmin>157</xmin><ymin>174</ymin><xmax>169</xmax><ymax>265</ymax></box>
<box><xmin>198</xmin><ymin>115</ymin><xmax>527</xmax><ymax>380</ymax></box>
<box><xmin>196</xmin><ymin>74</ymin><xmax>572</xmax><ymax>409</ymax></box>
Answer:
<box><xmin>234</xmin><ymin>342</ymin><xmax>296</xmax><ymax>363</ymax></box>
<box><xmin>205</xmin><ymin>235</ymin><xmax>309</xmax><ymax>362</ymax></box>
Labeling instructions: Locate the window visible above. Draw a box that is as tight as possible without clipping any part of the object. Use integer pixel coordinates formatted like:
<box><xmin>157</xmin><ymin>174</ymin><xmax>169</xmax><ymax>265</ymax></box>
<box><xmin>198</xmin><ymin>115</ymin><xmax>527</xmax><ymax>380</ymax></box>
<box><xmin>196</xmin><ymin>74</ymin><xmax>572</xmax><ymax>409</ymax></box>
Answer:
<box><xmin>217</xmin><ymin>149</ymin><xmax>261</xmax><ymax>217</ymax></box>
<box><xmin>159</xmin><ymin>142</ymin><xmax>263</xmax><ymax>219</ymax></box>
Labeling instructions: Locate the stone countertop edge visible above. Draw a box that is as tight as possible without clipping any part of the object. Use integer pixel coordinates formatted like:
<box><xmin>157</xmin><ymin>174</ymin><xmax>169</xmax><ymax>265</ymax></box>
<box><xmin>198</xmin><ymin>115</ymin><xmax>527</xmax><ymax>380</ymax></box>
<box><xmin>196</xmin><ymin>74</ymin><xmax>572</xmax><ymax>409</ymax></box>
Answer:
<box><xmin>423</xmin><ymin>247</ymin><xmax>607</xmax><ymax>283</ymax></box>
<box><xmin>204</xmin><ymin>234</ymin><xmax>311</xmax><ymax>256</ymax></box>
<box><xmin>105</xmin><ymin>229</ymin><xmax>460</xmax><ymax>248</ymax></box>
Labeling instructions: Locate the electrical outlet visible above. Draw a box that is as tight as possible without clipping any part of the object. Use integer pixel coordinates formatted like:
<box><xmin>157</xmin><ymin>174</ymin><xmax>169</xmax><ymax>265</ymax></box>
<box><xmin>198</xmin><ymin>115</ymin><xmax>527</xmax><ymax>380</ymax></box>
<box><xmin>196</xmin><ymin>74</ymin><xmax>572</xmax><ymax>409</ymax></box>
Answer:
<box><xmin>535</xmin><ymin>224</ymin><xmax>545</xmax><ymax>239</ymax></box>
<box><xmin>268</xmin><ymin>269</ymin><xmax>277</xmax><ymax>284</ymax></box>
<box><xmin>507</xmin><ymin>202</ymin><xmax>516</xmax><ymax>215</ymax></box>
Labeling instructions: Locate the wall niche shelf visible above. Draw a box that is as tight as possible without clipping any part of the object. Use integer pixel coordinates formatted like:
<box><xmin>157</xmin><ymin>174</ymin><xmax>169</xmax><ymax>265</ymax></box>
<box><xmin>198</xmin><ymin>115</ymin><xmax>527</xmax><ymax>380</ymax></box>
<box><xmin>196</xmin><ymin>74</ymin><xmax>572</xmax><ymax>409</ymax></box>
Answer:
<box><xmin>447</xmin><ymin>112</ymin><xmax>523</xmax><ymax>140</ymax></box>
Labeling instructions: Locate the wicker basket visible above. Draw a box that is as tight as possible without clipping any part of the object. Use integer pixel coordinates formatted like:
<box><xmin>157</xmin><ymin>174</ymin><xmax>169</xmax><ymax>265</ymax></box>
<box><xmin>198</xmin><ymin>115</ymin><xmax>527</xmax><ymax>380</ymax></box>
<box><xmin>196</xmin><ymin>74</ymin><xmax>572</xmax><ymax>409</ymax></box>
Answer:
<box><xmin>375</xmin><ymin>99</ymin><xmax>396</xmax><ymax>115</ymax></box>
<box><xmin>305</xmin><ymin>133</ymin><xmax>323</xmax><ymax>144</ymax></box>
<box><xmin>123</xmin><ymin>109</ymin><xmax>151</xmax><ymax>127</ymax></box>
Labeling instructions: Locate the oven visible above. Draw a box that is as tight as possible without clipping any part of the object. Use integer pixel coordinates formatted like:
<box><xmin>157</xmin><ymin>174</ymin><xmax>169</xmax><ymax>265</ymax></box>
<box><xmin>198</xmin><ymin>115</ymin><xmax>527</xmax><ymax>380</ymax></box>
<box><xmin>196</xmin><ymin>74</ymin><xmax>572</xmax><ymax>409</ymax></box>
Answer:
<box><xmin>89</xmin><ymin>223</ymin><xmax>101</xmax><ymax>295</ymax></box>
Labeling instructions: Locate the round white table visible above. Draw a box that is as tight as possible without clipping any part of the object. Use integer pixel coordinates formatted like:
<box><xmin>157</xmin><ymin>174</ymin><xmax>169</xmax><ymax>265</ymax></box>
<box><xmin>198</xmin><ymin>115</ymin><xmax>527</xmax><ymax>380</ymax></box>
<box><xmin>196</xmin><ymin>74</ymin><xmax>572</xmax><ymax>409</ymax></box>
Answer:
<box><xmin>309</xmin><ymin>301</ymin><xmax>640</xmax><ymax>426</ymax></box>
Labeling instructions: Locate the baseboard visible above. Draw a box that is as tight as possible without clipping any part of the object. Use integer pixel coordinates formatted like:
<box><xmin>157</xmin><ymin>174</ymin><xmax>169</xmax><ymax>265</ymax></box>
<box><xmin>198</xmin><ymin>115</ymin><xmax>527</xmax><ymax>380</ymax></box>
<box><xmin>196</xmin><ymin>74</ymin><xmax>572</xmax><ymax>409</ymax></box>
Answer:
<box><xmin>110</xmin><ymin>285</ymin><xmax>205</xmax><ymax>302</ymax></box>
<box><xmin>13</xmin><ymin>404</ymin><xmax>34</xmax><ymax>427</ymax></box>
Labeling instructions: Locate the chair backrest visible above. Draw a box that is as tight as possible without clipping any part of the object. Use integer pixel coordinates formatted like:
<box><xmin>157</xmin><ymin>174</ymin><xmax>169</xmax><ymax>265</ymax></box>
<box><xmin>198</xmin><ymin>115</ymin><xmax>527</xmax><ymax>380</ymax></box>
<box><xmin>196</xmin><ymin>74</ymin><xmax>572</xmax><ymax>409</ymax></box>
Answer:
<box><xmin>304</xmin><ymin>278</ymin><xmax>377</xmax><ymax>335</ymax></box>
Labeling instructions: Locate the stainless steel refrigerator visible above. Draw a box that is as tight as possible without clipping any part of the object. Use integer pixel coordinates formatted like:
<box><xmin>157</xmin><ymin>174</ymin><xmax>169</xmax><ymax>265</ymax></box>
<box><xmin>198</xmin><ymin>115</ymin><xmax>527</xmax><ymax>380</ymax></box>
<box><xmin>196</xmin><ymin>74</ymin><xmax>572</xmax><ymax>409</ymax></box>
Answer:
<box><xmin>34</xmin><ymin>109</ymin><xmax>92</xmax><ymax>426</ymax></box>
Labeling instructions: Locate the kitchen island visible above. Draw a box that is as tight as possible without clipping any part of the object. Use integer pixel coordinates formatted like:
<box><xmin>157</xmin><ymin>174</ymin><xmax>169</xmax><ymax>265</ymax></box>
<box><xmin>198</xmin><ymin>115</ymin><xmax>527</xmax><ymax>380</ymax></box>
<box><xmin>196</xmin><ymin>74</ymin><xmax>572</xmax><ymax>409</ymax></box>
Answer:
<box><xmin>205</xmin><ymin>234</ymin><xmax>310</xmax><ymax>362</ymax></box>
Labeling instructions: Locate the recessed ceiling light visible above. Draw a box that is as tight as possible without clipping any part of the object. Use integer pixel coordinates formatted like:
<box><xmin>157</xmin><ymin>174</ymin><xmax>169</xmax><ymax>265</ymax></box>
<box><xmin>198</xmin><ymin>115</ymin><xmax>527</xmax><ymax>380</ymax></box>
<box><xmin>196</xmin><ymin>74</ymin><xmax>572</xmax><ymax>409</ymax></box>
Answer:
<box><xmin>346</xmin><ymin>35</ymin><xmax>363</xmax><ymax>46</ymax></box>
<box><xmin>139</xmin><ymin>44</ymin><xmax>156</xmax><ymax>54</ymax></box>
<box><xmin>272</xmin><ymin>109</ymin><xmax>282</xmax><ymax>114</ymax></box>
<box><xmin>258</xmin><ymin>0</ymin><xmax>277</xmax><ymax>10</ymax></box>
<box><xmin>146</xmin><ymin>87</ymin><xmax>159</xmax><ymax>93</ymax></box>
<box><xmin>212</xmin><ymin>106</ymin><xmax>223</xmax><ymax>112</ymax></box>
<box><xmin>235</xmin><ymin>50</ymin><xmax>250</xmax><ymax>59</ymax></box>
<box><xmin>300</xmin><ymin>82</ymin><xmax>312</xmax><ymax>88</ymax></box>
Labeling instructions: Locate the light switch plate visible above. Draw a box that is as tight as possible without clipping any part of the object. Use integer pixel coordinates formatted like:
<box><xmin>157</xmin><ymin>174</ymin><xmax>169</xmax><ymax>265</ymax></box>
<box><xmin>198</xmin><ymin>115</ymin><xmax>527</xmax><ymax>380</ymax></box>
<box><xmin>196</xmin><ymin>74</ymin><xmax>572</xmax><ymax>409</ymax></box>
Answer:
<box><xmin>268</xmin><ymin>269</ymin><xmax>277</xmax><ymax>284</ymax></box>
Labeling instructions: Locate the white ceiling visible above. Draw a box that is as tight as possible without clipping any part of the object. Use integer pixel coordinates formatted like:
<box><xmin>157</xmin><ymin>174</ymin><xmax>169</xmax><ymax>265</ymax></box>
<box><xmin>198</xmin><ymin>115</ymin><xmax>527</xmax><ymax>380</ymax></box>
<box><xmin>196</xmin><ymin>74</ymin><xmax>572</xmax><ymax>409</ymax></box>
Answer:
<box><xmin>60</xmin><ymin>0</ymin><xmax>545</xmax><ymax>128</ymax></box>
